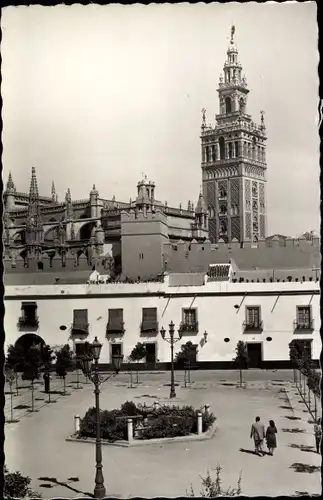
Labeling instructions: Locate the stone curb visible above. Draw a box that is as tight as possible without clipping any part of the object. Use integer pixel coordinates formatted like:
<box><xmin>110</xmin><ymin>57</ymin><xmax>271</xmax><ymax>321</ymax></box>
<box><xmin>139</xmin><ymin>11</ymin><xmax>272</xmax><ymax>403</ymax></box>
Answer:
<box><xmin>65</xmin><ymin>420</ymin><xmax>217</xmax><ymax>447</ymax></box>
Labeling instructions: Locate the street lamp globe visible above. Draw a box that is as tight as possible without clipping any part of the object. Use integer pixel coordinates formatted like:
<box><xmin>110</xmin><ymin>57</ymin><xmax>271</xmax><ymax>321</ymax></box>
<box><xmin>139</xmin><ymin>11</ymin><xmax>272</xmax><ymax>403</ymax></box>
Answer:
<box><xmin>91</xmin><ymin>337</ymin><xmax>103</xmax><ymax>361</ymax></box>
<box><xmin>203</xmin><ymin>331</ymin><xmax>208</xmax><ymax>343</ymax></box>
<box><xmin>111</xmin><ymin>354</ymin><xmax>124</xmax><ymax>374</ymax></box>
<box><xmin>79</xmin><ymin>355</ymin><xmax>93</xmax><ymax>376</ymax></box>
<box><xmin>160</xmin><ymin>326</ymin><xmax>166</xmax><ymax>339</ymax></box>
<box><xmin>178</xmin><ymin>330</ymin><xmax>183</xmax><ymax>340</ymax></box>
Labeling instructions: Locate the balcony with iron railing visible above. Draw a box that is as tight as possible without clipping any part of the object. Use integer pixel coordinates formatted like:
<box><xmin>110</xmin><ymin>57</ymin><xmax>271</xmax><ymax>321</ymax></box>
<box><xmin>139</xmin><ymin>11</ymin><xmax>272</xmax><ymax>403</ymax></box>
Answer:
<box><xmin>178</xmin><ymin>321</ymin><xmax>199</xmax><ymax>334</ymax></box>
<box><xmin>17</xmin><ymin>316</ymin><xmax>39</xmax><ymax>331</ymax></box>
<box><xmin>70</xmin><ymin>322</ymin><xmax>89</xmax><ymax>337</ymax></box>
<box><xmin>106</xmin><ymin>321</ymin><xmax>125</xmax><ymax>335</ymax></box>
<box><xmin>293</xmin><ymin>319</ymin><xmax>314</xmax><ymax>332</ymax></box>
<box><xmin>140</xmin><ymin>321</ymin><xmax>159</xmax><ymax>335</ymax></box>
<box><xmin>243</xmin><ymin>320</ymin><xmax>263</xmax><ymax>332</ymax></box>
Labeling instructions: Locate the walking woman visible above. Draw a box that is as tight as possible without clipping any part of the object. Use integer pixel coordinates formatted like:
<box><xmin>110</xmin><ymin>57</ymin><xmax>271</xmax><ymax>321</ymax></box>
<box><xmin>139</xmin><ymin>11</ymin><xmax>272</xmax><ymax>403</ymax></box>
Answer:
<box><xmin>266</xmin><ymin>420</ymin><xmax>278</xmax><ymax>456</ymax></box>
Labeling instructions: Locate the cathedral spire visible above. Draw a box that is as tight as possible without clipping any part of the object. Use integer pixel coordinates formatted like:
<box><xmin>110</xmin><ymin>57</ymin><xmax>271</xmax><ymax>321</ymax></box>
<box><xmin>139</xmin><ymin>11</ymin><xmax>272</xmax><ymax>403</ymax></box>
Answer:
<box><xmin>195</xmin><ymin>190</ymin><xmax>207</xmax><ymax>215</ymax></box>
<box><xmin>51</xmin><ymin>181</ymin><xmax>57</xmax><ymax>202</ymax></box>
<box><xmin>29</xmin><ymin>166</ymin><xmax>39</xmax><ymax>200</ymax></box>
<box><xmin>65</xmin><ymin>188</ymin><xmax>71</xmax><ymax>203</ymax></box>
<box><xmin>6</xmin><ymin>171</ymin><xmax>15</xmax><ymax>192</ymax></box>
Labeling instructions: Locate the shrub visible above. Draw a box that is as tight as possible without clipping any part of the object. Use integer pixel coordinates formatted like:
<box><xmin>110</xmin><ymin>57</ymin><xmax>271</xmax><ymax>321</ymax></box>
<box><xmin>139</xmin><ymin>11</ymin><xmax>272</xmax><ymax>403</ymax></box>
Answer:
<box><xmin>188</xmin><ymin>466</ymin><xmax>242</xmax><ymax>497</ymax></box>
<box><xmin>4</xmin><ymin>465</ymin><xmax>41</xmax><ymax>499</ymax></box>
<box><xmin>78</xmin><ymin>402</ymin><xmax>216</xmax><ymax>441</ymax></box>
<box><xmin>79</xmin><ymin>407</ymin><xmax>129</xmax><ymax>442</ymax></box>
<box><xmin>139</xmin><ymin>415</ymin><xmax>193</xmax><ymax>439</ymax></box>
<box><xmin>120</xmin><ymin>401</ymin><xmax>138</xmax><ymax>416</ymax></box>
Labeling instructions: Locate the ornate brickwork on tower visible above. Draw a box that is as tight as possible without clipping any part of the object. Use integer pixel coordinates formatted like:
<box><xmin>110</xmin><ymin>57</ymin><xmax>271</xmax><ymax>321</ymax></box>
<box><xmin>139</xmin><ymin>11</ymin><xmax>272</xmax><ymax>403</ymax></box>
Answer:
<box><xmin>201</xmin><ymin>26</ymin><xmax>267</xmax><ymax>243</ymax></box>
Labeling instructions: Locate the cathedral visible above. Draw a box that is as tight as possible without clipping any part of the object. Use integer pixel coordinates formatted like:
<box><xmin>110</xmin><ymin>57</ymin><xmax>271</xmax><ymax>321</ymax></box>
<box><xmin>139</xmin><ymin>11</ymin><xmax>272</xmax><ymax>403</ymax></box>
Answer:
<box><xmin>3</xmin><ymin>165</ymin><xmax>208</xmax><ymax>274</ymax></box>
<box><xmin>3</xmin><ymin>27</ymin><xmax>319</xmax><ymax>281</ymax></box>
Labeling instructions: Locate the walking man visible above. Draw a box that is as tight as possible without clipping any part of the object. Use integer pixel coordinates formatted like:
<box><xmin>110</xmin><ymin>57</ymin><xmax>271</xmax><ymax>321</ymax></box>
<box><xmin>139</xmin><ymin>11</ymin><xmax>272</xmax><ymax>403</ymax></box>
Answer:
<box><xmin>314</xmin><ymin>418</ymin><xmax>321</xmax><ymax>454</ymax></box>
<box><xmin>43</xmin><ymin>371</ymin><xmax>51</xmax><ymax>394</ymax></box>
<box><xmin>250</xmin><ymin>416</ymin><xmax>266</xmax><ymax>456</ymax></box>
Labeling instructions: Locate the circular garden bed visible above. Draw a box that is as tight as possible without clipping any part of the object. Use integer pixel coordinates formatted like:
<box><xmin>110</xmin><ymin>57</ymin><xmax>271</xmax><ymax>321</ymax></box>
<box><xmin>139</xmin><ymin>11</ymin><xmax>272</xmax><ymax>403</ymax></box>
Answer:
<box><xmin>77</xmin><ymin>401</ymin><xmax>216</xmax><ymax>442</ymax></box>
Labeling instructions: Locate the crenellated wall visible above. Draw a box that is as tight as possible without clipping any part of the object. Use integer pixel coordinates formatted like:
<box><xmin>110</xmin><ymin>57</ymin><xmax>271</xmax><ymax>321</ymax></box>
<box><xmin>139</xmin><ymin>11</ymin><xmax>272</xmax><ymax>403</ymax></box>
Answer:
<box><xmin>163</xmin><ymin>237</ymin><xmax>320</xmax><ymax>274</ymax></box>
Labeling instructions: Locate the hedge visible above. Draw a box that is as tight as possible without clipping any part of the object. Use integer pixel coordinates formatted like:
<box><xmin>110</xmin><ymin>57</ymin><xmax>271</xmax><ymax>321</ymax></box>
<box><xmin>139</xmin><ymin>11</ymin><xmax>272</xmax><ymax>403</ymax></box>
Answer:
<box><xmin>78</xmin><ymin>401</ymin><xmax>216</xmax><ymax>442</ymax></box>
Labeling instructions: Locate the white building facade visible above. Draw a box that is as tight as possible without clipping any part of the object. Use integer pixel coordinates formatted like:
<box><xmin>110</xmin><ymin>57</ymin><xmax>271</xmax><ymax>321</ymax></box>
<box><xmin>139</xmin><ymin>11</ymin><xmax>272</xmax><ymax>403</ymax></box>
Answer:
<box><xmin>4</xmin><ymin>273</ymin><xmax>320</xmax><ymax>369</ymax></box>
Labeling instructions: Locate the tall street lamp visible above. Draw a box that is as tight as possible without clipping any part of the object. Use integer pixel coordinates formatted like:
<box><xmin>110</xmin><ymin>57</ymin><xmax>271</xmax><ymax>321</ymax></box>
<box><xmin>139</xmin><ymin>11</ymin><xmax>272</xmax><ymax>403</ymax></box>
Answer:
<box><xmin>77</xmin><ymin>337</ymin><xmax>123</xmax><ymax>499</ymax></box>
<box><xmin>160</xmin><ymin>321</ymin><xmax>183</xmax><ymax>398</ymax></box>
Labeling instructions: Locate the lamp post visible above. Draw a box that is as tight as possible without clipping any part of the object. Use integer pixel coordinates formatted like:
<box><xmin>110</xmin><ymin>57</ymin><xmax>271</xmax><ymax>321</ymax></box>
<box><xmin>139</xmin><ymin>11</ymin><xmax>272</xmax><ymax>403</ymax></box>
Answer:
<box><xmin>77</xmin><ymin>337</ymin><xmax>123</xmax><ymax>499</ymax></box>
<box><xmin>160</xmin><ymin>321</ymin><xmax>182</xmax><ymax>398</ymax></box>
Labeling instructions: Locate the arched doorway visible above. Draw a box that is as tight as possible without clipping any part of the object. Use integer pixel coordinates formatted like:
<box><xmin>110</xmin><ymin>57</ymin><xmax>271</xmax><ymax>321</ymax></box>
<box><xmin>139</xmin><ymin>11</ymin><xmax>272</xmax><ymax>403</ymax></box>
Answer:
<box><xmin>13</xmin><ymin>334</ymin><xmax>46</xmax><ymax>373</ymax></box>
<box><xmin>79</xmin><ymin>221</ymin><xmax>96</xmax><ymax>240</ymax></box>
<box><xmin>15</xmin><ymin>333</ymin><xmax>45</xmax><ymax>353</ymax></box>
<box><xmin>14</xmin><ymin>230</ymin><xmax>26</xmax><ymax>246</ymax></box>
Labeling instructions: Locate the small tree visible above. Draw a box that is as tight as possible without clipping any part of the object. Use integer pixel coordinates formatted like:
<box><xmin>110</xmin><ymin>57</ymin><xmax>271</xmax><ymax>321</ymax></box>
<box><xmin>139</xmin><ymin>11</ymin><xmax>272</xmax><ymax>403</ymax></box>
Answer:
<box><xmin>6</xmin><ymin>344</ymin><xmax>27</xmax><ymax>395</ymax></box>
<box><xmin>234</xmin><ymin>341</ymin><xmax>249</xmax><ymax>387</ymax></box>
<box><xmin>21</xmin><ymin>346</ymin><xmax>43</xmax><ymax>411</ymax></box>
<box><xmin>289</xmin><ymin>340</ymin><xmax>300</xmax><ymax>383</ymax></box>
<box><xmin>129</xmin><ymin>342</ymin><xmax>147</xmax><ymax>383</ymax></box>
<box><xmin>4</xmin><ymin>465</ymin><xmax>41</xmax><ymax>499</ymax></box>
<box><xmin>289</xmin><ymin>339</ymin><xmax>312</xmax><ymax>389</ymax></box>
<box><xmin>41</xmin><ymin>344</ymin><xmax>55</xmax><ymax>371</ymax></box>
<box><xmin>55</xmin><ymin>344</ymin><xmax>74</xmax><ymax>395</ymax></box>
<box><xmin>175</xmin><ymin>341</ymin><xmax>197</xmax><ymax>363</ymax></box>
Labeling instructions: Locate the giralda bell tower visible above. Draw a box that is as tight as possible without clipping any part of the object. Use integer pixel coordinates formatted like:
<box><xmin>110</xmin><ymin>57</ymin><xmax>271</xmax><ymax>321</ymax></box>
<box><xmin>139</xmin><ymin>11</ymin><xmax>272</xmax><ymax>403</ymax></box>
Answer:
<box><xmin>201</xmin><ymin>26</ymin><xmax>267</xmax><ymax>243</ymax></box>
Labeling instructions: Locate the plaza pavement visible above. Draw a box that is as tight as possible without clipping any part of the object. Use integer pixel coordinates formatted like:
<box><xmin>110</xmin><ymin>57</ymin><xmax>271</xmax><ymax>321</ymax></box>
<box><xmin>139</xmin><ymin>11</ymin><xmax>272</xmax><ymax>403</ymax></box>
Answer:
<box><xmin>4</xmin><ymin>369</ymin><xmax>321</xmax><ymax>498</ymax></box>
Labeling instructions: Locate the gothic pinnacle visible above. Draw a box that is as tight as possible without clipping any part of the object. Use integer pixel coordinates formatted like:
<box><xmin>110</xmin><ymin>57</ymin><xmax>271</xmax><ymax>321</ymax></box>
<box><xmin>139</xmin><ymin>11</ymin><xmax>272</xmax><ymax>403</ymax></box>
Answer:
<box><xmin>6</xmin><ymin>171</ymin><xmax>15</xmax><ymax>192</ymax></box>
<box><xmin>29</xmin><ymin>166</ymin><xmax>39</xmax><ymax>199</ymax></box>
<box><xmin>51</xmin><ymin>180</ymin><xmax>56</xmax><ymax>201</ymax></box>
<box><xmin>65</xmin><ymin>188</ymin><xmax>71</xmax><ymax>203</ymax></box>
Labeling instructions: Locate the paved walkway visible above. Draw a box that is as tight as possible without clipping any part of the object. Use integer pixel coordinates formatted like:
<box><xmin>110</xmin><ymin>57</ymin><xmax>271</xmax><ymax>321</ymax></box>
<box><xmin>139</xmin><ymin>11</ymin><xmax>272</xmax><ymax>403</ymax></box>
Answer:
<box><xmin>5</xmin><ymin>370</ymin><xmax>321</xmax><ymax>497</ymax></box>
<box><xmin>4</xmin><ymin>371</ymin><xmax>89</xmax><ymax>422</ymax></box>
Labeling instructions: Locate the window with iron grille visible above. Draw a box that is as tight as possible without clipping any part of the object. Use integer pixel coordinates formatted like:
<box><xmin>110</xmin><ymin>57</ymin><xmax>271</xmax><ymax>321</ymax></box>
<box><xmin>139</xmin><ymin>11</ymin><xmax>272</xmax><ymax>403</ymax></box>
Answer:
<box><xmin>183</xmin><ymin>309</ymin><xmax>197</xmax><ymax>325</ymax></box>
<box><xmin>19</xmin><ymin>302</ymin><xmax>38</xmax><ymax>328</ymax></box>
<box><xmin>179</xmin><ymin>309</ymin><xmax>198</xmax><ymax>333</ymax></box>
<box><xmin>296</xmin><ymin>306</ymin><xmax>311</xmax><ymax>328</ymax></box>
<box><xmin>141</xmin><ymin>308</ymin><xmax>158</xmax><ymax>332</ymax></box>
<box><xmin>72</xmin><ymin>309</ymin><xmax>89</xmax><ymax>331</ymax></box>
<box><xmin>246</xmin><ymin>307</ymin><xmax>261</xmax><ymax>327</ymax></box>
<box><xmin>107</xmin><ymin>309</ymin><xmax>124</xmax><ymax>333</ymax></box>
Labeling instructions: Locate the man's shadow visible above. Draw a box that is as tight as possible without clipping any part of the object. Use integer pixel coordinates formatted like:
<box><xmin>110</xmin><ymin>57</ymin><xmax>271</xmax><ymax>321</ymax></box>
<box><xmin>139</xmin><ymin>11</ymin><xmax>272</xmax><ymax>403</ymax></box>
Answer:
<box><xmin>239</xmin><ymin>448</ymin><xmax>270</xmax><ymax>456</ymax></box>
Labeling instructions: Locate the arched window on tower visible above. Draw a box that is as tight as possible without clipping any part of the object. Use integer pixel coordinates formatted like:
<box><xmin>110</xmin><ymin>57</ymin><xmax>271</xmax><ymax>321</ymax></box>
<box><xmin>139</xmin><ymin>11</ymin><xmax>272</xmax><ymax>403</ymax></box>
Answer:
<box><xmin>235</xmin><ymin>141</ymin><xmax>239</xmax><ymax>158</ymax></box>
<box><xmin>219</xmin><ymin>137</ymin><xmax>225</xmax><ymax>160</ymax></box>
<box><xmin>225</xmin><ymin>97</ymin><xmax>232</xmax><ymax>114</ymax></box>
<box><xmin>239</xmin><ymin>98</ymin><xmax>245</xmax><ymax>114</ymax></box>
<box><xmin>228</xmin><ymin>142</ymin><xmax>233</xmax><ymax>159</ymax></box>
<box><xmin>206</xmin><ymin>146</ymin><xmax>210</xmax><ymax>163</ymax></box>
<box><xmin>202</xmin><ymin>147</ymin><xmax>206</xmax><ymax>163</ymax></box>
<box><xmin>211</xmin><ymin>145</ymin><xmax>215</xmax><ymax>162</ymax></box>
<box><xmin>252</xmin><ymin>137</ymin><xmax>257</xmax><ymax>160</ymax></box>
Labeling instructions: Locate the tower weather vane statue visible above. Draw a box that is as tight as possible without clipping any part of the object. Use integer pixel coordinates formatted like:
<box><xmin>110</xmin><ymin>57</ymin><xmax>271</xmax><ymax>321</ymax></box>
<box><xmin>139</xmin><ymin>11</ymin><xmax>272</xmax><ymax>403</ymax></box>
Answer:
<box><xmin>231</xmin><ymin>25</ymin><xmax>235</xmax><ymax>43</ymax></box>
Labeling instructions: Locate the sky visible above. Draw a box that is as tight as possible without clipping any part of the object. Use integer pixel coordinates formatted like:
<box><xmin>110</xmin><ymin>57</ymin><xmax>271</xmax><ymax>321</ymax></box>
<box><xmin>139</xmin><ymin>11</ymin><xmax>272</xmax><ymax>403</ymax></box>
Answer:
<box><xmin>1</xmin><ymin>2</ymin><xmax>319</xmax><ymax>236</ymax></box>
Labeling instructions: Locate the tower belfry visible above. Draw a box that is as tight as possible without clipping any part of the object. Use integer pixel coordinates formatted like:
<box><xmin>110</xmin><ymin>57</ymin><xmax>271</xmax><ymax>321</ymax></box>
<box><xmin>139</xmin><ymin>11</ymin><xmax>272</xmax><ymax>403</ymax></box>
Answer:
<box><xmin>201</xmin><ymin>26</ymin><xmax>267</xmax><ymax>243</ymax></box>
